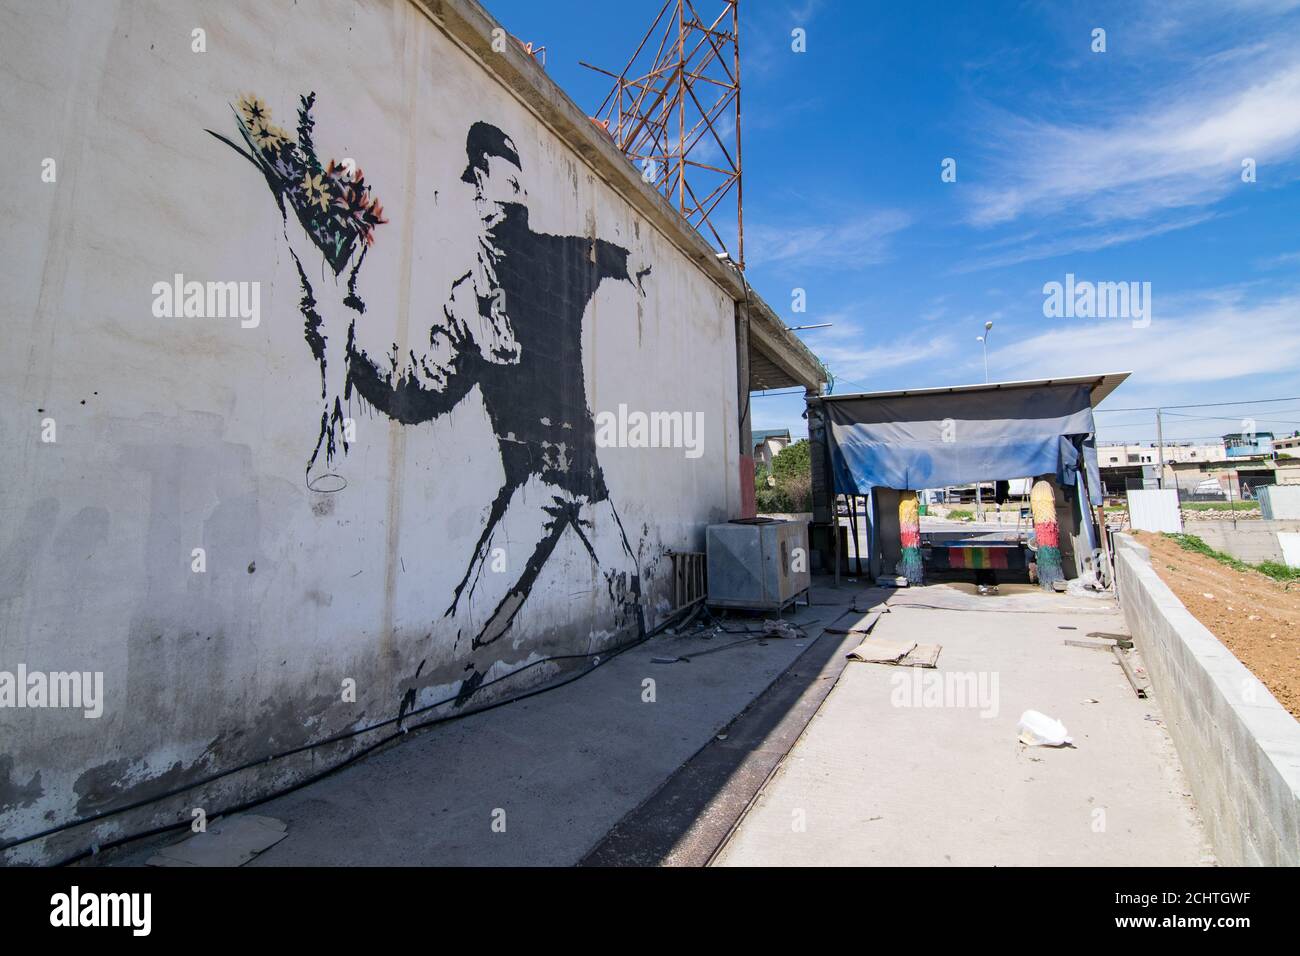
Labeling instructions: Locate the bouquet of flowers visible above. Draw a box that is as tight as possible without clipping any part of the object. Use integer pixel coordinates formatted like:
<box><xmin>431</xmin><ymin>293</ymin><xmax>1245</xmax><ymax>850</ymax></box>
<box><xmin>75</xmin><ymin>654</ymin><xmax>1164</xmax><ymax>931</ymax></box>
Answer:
<box><xmin>210</xmin><ymin>92</ymin><xmax>386</xmax><ymax>275</ymax></box>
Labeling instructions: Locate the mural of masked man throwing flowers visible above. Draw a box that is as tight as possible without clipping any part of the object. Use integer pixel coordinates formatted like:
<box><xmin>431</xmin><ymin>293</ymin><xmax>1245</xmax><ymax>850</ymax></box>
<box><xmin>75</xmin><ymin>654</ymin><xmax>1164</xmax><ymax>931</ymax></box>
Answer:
<box><xmin>209</xmin><ymin>92</ymin><xmax>648</xmax><ymax>667</ymax></box>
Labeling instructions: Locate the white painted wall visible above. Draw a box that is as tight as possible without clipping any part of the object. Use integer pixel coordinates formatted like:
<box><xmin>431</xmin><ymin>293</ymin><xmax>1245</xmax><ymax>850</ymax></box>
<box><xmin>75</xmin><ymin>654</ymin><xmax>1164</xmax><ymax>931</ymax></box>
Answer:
<box><xmin>1259</xmin><ymin>485</ymin><xmax>1300</xmax><ymax>520</ymax></box>
<box><xmin>1125</xmin><ymin>490</ymin><xmax>1182</xmax><ymax>533</ymax></box>
<box><xmin>0</xmin><ymin>0</ymin><xmax>739</xmax><ymax>861</ymax></box>
<box><xmin>1277</xmin><ymin>533</ymin><xmax>1300</xmax><ymax>568</ymax></box>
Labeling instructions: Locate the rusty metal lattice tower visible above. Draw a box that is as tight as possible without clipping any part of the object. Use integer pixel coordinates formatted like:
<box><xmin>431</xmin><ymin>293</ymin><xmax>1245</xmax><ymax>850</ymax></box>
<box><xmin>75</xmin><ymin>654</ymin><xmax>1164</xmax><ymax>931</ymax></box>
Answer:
<box><xmin>582</xmin><ymin>0</ymin><xmax>744</xmax><ymax>268</ymax></box>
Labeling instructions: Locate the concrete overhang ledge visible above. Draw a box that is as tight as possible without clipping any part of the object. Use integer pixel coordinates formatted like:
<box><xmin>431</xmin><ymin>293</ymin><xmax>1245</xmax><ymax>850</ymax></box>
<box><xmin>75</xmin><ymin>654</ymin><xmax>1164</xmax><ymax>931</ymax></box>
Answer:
<box><xmin>813</xmin><ymin>372</ymin><xmax>1133</xmax><ymax>409</ymax></box>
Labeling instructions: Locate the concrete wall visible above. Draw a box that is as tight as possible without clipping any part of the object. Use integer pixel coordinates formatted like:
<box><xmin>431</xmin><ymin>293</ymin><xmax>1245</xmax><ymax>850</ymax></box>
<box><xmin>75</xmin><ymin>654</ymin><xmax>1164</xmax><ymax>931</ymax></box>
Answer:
<box><xmin>0</xmin><ymin>0</ymin><xmax>741</xmax><ymax>862</ymax></box>
<box><xmin>870</xmin><ymin>488</ymin><xmax>902</xmax><ymax>580</ymax></box>
<box><xmin>1052</xmin><ymin>474</ymin><xmax>1085</xmax><ymax>579</ymax></box>
<box><xmin>1113</xmin><ymin>534</ymin><xmax>1300</xmax><ymax>865</ymax></box>
<box><xmin>1126</xmin><ymin>489</ymin><xmax>1182</xmax><ymax>534</ymax></box>
<box><xmin>1260</xmin><ymin>485</ymin><xmax>1300</xmax><ymax>520</ymax></box>
<box><xmin>1191</xmin><ymin>520</ymin><xmax>1300</xmax><ymax>565</ymax></box>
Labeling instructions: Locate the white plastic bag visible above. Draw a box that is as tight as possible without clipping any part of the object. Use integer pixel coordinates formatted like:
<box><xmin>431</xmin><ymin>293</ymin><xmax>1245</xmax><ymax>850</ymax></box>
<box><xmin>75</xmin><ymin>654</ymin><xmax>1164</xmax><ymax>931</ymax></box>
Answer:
<box><xmin>1017</xmin><ymin>710</ymin><xmax>1073</xmax><ymax>747</ymax></box>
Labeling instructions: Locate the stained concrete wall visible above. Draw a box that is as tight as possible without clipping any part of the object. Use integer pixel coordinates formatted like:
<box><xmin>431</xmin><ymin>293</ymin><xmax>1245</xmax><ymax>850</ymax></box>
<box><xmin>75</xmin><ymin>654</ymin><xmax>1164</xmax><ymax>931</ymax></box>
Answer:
<box><xmin>0</xmin><ymin>0</ymin><xmax>742</xmax><ymax>862</ymax></box>
<box><xmin>869</xmin><ymin>488</ymin><xmax>902</xmax><ymax>580</ymax></box>
<box><xmin>1113</xmin><ymin>534</ymin><xmax>1300</xmax><ymax>865</ymax></box>
<box><xmin>1259</xmin><ymin>485</ymin><xmax>1300</xmax><ymax>520</ymax></box>
<box><xmin>1190</xmin><ymin>519</ymin><xmax>1300</xmax><ymax>566</ymax></box>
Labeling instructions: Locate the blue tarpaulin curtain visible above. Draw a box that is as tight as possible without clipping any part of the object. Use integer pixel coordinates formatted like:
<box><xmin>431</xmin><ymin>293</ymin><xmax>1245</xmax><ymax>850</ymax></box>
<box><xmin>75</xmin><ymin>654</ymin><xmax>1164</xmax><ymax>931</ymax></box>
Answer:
<box><xmin>824</xmin><ymin>383</ymin><xmax>1102</xmax><ymax>504</ymax></box>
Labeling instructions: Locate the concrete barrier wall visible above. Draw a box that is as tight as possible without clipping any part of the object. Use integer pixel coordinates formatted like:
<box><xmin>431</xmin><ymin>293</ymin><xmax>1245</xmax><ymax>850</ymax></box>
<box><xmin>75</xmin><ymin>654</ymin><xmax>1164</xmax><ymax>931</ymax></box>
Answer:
<box><xmin>1190</xmin><ymin>519</ymin><xmax>1300</xmax><ymax>565</ymax></box>
<box><xmin>0</xmin><ymin>0</ymin><xmax>740</xmax><ymax>862</ymax></box>
<box><xmin>1113</xmin><ymin>534</ymin><xmax>1300</xmax><ymax>865</ymax></box>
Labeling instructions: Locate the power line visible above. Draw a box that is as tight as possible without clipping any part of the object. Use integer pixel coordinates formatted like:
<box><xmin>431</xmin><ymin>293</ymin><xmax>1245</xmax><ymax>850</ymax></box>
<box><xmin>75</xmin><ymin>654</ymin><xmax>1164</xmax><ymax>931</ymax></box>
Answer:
<box><xmin>1160</xmin><ymin>410</ymin><xmax>1300</xmax><ymax>426</ymax></box>
<box><xmin>1096</xmin><ymin>395</ymin><xmax>1300</xmax><ymax>413</ymax></box>
<box><xmin>1098</xmin><ymin>435</ymin><xmax>1253</xmax><ymax>443</ymax></box>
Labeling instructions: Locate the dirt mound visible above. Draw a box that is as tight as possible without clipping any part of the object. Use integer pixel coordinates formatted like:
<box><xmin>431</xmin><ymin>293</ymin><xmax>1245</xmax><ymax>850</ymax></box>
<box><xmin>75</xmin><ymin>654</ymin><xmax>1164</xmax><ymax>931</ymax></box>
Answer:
<box><xmin>1134</xmin><ymin>532</ymin><xmax>1299</xmax><ymax>718</ymax></box>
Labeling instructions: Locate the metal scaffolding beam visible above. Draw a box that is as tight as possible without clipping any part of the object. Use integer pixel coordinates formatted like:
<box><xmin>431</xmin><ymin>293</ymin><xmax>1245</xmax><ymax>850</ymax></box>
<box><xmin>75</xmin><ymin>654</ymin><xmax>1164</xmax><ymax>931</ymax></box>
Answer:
<box><xmin>582</xmin><ymin>0</ymin><xmax>744</xmax><ymax>268</ymax></box>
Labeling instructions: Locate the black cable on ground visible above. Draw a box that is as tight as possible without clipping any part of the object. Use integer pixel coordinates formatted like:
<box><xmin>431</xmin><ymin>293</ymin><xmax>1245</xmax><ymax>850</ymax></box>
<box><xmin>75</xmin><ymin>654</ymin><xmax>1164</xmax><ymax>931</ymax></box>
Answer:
<box><xmin>9</xmin><ymin>599</ymin><xmax>703</xmax><ymax>864</ymax></box>
<box><xmin>656</xmin><ymin>606</ymin><xmax>812</xmax><ymax>661</ymax></box>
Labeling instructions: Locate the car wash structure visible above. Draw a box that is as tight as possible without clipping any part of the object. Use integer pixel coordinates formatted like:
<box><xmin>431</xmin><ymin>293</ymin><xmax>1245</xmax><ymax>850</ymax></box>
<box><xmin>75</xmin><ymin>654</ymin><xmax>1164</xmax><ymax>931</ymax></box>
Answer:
<box><xmin>806</xmin><ymin>373</ymin><xmax>1130</xmax><ymax>589</ymax></box>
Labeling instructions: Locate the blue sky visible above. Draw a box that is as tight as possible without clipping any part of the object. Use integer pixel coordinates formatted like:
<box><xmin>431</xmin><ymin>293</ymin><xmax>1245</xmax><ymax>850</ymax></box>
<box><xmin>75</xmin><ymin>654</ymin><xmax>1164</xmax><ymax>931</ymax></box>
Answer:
<box><xmin>485</xmin><ymin>0</ymin><xmax>1300</xmax><ymax>446</ymax></box>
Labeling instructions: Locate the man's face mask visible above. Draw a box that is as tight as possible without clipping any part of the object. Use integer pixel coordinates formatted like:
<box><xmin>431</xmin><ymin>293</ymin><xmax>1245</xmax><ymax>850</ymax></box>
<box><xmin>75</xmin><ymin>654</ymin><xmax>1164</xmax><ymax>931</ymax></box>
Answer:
<box><xmin>472</xmin><ymin>154</ymin><xmax>527</xmax><ymax>218</ymax></box>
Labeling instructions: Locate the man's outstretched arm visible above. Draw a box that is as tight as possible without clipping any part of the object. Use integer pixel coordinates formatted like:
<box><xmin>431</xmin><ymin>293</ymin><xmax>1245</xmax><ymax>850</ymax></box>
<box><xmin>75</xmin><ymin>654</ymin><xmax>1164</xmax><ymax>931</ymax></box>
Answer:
<box><xmin>346</xmin><ymin>306</ymin><xmax>478</xmax><ymax>425</ymax></box>
<box><xmin>592</xmin><ymin>239</ymin><xmax>650</xmax><ymax>296</ymax></box>
<box><xmin>345</xmin><ymin>266</ymin><xmax>519</xmax><ymax>424</ymax></box>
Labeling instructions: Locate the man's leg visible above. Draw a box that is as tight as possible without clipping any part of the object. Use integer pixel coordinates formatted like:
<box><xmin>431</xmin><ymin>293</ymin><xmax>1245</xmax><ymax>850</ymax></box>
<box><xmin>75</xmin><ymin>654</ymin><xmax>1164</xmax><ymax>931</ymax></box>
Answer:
<box><xmin>469</xmin><ymin>494</ymin><xmax>584</xmax><ymax>649</ymax></box>
<box><xmin>443</xmin><ymin>475</ymin><xmax>583</xmax><ymax>652</ymax></box>
<box><xmin>446</xmin><ymin>478</ymin><xmax>519</xmax><ymax>622</ymax></box>
<box><xmin>578</xmin><ymin>493</ymin><xmax>646</xmax><ymax>645</ymax></box>
<box><xmin>444</xmin><ymin>483</ymin><xmax>646</xmax><ymax>710</ymax></box>
<box><xmin>452</xmin><ymin>486</ymin><xmax>644</xmax><ymax>652</ymax></box>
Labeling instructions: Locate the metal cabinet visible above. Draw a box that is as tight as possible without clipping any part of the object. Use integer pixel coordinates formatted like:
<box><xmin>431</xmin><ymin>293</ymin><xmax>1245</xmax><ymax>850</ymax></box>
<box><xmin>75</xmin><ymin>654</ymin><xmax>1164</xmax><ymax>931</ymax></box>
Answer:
<box><xmin>706</xmin><ymin>519</ymin><xmax>811</xmax><ymax>611</ymax></box>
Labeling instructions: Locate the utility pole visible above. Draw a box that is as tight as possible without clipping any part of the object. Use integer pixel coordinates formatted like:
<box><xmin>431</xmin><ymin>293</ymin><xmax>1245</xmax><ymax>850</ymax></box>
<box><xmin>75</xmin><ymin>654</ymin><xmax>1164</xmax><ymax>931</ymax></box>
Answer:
<box><xmin>1155</xmin><ymin>407</ymin><xmax>1166</xmax><ymax>490</ymax></box>
<box><xmin>975</xmin><ymin>321</ymin><xmax>993</xmax><ymax>520</ymax></box>
<box><xmin>976</xmin><ymin>321</ymin><xmax>993</xmax><ymax>385</ymax></box>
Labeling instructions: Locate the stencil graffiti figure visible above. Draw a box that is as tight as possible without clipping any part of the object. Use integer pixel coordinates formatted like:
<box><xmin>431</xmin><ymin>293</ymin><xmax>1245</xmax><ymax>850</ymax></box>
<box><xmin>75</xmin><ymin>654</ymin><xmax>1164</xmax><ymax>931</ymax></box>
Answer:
<box><xmin>211</xmin><ymin>96</ymin><xmax>647</xmax><ymax>663</ymax></box>
<box><xmin>207</xmin><ymin>93</ymin><xmax>386</xmax><ymax>489</ymax></box>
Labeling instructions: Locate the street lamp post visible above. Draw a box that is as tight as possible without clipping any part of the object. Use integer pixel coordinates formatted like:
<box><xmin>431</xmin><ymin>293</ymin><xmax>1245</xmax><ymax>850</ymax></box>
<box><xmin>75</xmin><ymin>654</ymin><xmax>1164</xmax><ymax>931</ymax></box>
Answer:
<box><xmin>974</xmin><ymin>321</ymin><xmax>993</xmax><ymax>519</ymax></box>
<box><xmin>976</xmin><ymin>320</ymin><xmax>993</xmax><ymax>384</ymax></box>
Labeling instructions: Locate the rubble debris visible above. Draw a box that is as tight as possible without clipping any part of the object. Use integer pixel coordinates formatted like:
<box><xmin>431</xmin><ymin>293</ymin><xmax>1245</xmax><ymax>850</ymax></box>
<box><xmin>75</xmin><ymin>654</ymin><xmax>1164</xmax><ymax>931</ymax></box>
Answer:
<box><xmin>147</xmin><ymin>814</ymin><xmax>287</xmax><ymax>867</ymax></box>
<box><xmin>846</xmin><ymin>638</ymin><xmax>916</xmax><ymax>663</ymax></box>
<box><xmin>1112</xmin><ymin>645</ymin><xmax>1151</xmax><ymax>698</ymax></box>
<box><xmin>845</xmin><ymin>639</ymin><xmax>942</xmax><ymax>667</ymax></box>
<box><xmin>826</xmin><ymin>611</ymin><xmax>882</xmax><ymax>636</ymax></box>
<box><xmin>1017</xmin><ymin>710</ymin><xmax>1073</xmax><ymax>747</ymax></box>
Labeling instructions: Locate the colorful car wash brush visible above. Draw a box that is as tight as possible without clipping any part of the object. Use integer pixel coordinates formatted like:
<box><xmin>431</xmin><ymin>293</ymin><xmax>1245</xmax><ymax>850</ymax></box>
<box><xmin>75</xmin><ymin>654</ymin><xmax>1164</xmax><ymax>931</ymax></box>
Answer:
<box><xmin>898</xmin><ymin>491</ymin><xmax>924</xmax><ymax>584</ymax></box>
<box><xmin>1030</xmin><ymin>480</ymin><xmax>1063</xmax><ymax>589</ymax></box>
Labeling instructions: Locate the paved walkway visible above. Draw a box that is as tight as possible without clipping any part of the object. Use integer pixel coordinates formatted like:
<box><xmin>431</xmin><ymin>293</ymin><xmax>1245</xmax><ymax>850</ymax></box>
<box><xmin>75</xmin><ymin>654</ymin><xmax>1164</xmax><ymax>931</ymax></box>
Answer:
<box><xmin>103</xmin><ymin>588</ymin><xmax>855</xmax><ymax>867</ymax></box>
<box><xmin>715</xmin><ymin>582</ymin><xmax>1213</xmax><ymax>866</ymax></box>
<box><xmin>99</xmin><ymin>579</ymin><xmax>1213</xmax><ymax>868</ymax></box>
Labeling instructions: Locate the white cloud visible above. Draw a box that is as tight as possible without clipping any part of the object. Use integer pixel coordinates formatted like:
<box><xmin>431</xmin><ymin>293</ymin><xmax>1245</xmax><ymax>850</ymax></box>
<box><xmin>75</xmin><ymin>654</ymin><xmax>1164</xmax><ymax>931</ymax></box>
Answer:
<box><xmin>800</xmin><ymin>325</ymin><xmax>956</xmax><ymax>385</ymax></box>
<box><xmin>965</xmin><ymin>46</ymin><xmax>1300</xmax><ymax>230</ymax></box>
<box><xmin>745</xmin><ymin>209</ymin><xmax>911</xmax><ymax>269</ymax></box>
<box><xmin>987</xmin><ymin>288</ymin><xmax>1300</xmax><ymax>387</ymax></box>
<box><xmin>954</xmin><ymin>213</ymin><xmax>1220</xmax><ymax>272</ymax></box>
<box><xmin>1258</xmin><ymin>249</ymin><xmax>1300</xmax><ymax>269</ymax></box>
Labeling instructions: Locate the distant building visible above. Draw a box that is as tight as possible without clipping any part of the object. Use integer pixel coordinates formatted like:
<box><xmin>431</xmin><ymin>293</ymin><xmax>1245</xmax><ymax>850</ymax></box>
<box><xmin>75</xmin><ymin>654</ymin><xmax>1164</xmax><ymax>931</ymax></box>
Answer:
<box><xmin>1273</xmin><ymin>433</ymin><xmax>1300</xmax><ymax>457</ymax></box>
<box><xmin>1097</xmin><ymin>441</ymin><xmax>1225</xmax><ymax>495</ymax></box>
<box><xmin>1100</xmin><ymin>433</ymin><xmax>1300</xmax><ymax>498</ymax></box>
<box><xmin>752</xmin><ymin>428</ymin><xmax>792</xmax><ymax>479</ymax></box>
<box><xmin>1172</xmin><ymin>457</ymin><xmax>1300</xmax><ymax>496</ymax></box>
<box><xmin>1223</xmin><ymin>431</ymin><xmax>1274</xmax><ymax>458</ymax></box>
<box><xmin>1097</xmin><ymin>442</ymin><xmax>1224</xmax><ymax>468</ymax></box>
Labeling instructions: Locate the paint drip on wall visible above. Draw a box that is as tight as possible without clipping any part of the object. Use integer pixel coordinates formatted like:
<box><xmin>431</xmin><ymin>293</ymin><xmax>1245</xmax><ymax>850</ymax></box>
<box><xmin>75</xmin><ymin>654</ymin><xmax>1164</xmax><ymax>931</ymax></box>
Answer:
<box><xmin>207</xmin><ymin>92</ymin><xmax>387</xmax><ymax>488</ymax></box>
<box><xmin>897</xmin><ymin>491</ymin><xmax>924</xmax><ymax>585</ymax></box>
<box><xmin>1030</xmin><ymin>480</ymin><xmax>1063</xmax><ymax>589</ymax></box>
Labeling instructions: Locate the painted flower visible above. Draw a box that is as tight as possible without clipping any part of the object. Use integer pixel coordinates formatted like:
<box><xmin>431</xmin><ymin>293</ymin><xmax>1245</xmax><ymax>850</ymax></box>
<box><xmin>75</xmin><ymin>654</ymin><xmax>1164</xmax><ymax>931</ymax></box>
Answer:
<box><xmin>325</xmin><ymin>159</ymin><xmax>355</xmax><ymax>185</ymax></box>
<box><xmin>269</xmin><ymin>154</ymin><xmax>302</xmax><ymax>187</ymax></box>
<box><xmin>237</xmin><ymin>93</ymin><xmax>269</xmax><ymax>128</ymax></box>
<box><xmin>215</xmin><ymin>90</ymin><xmax>388</xmax><ymax>274</ymax></box>
<box><xmin>249</xmin><ymin>119</ymin><xmax>290</xmax><ymax>152</ymax></box>
<box><xmin>360</xmin><ymin>197</ymin><xmax>387</xmax><ymax>242</ymax></box>
<box><xmin>302</xmin><ymin>171</ymin><xmax>331</xmax><ymax>212</ymax></box>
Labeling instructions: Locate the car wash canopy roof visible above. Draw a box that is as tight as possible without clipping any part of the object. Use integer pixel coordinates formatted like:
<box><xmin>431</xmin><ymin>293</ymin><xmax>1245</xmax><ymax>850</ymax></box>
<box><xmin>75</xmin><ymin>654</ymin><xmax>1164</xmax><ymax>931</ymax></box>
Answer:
<box><xmin>816</xmin><ymin>373</ymin><xmax>1129</xmax><ymax>499</ymax></box>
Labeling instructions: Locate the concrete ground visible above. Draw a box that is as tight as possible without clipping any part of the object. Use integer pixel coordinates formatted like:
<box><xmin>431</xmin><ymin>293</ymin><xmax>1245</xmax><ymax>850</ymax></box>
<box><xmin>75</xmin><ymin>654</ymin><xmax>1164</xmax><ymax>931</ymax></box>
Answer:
<box><xmin>714</xmin><ymin>581</ymin><xmax>1214</xmax><ymax>867</ymax></box>
<box><xmin>99</xmin><ymin>576</ymin><xmax>1213</xmax><ymax>868</ymax></box>
<box><xmin>103</xmin><ymin>587</ymin><xmax>856</xmax><ymax>867</ymax></box>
